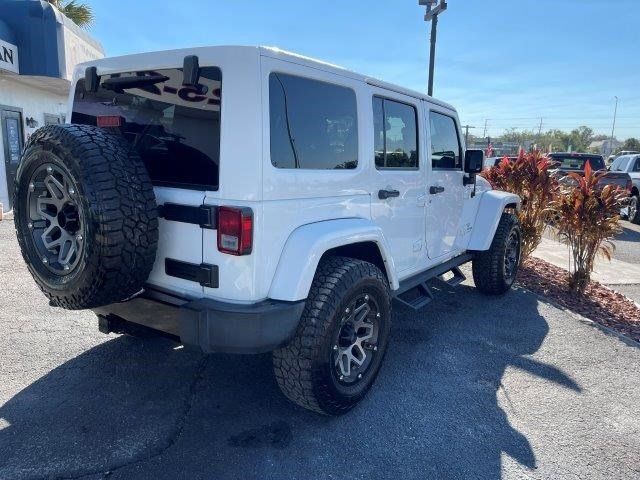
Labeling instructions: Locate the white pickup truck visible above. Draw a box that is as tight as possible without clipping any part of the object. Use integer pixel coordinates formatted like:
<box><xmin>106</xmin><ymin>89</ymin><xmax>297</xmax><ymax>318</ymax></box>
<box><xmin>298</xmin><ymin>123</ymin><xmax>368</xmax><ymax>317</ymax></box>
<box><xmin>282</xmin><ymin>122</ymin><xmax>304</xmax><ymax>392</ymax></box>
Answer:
<box><xmin>13</xmin><ymin>46</ymin><xmax>521</xmax><ymax>415</ymax></box>
<box><xmin>609</xmin><ymin>153</ymin><xmax>640</xmax><ymax>223</ymax></box>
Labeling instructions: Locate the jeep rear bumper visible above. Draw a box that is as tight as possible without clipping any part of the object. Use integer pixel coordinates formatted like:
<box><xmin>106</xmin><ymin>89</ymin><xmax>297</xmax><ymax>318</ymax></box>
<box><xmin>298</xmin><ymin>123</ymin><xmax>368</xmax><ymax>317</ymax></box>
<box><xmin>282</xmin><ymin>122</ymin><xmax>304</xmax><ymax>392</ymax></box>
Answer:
<box><xmin>93</xmin><ymin>287</ymin><xmax>306</xmax><ymax>354</ymax></box>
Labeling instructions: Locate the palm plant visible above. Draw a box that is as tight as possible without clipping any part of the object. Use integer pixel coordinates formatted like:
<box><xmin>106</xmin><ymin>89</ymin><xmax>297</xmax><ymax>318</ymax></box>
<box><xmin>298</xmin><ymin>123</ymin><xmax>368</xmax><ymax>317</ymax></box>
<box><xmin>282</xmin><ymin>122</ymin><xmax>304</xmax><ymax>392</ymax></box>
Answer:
<box><xmin>550</xmin><ymin>161</ymin><xmax>625</xmax><ymax>293</ymax></box>
<box><xmin>481</xmin><ymin>150</ymin><xmax>558</xmax><ymax>261</ymax></box>
<box><xmin>46</xmin><ymin>0</ymin><xmax>93</xmax><ymax>28</ymax></box>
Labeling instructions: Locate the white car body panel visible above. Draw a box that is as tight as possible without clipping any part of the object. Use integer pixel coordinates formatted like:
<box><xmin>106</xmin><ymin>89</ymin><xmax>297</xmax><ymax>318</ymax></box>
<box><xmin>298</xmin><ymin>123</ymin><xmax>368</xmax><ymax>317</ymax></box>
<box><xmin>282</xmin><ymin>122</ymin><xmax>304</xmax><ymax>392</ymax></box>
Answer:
<box><xmin>467</xmin><ymin>190</ymin><xmax>521</xmax><ymax>251</ymax></box>
<box><xmin>269</xmin><ymin>218</ymin><xmax>398</xmax><ymax>302</ymax></box>
<box><xmin>69</xmin><ymin>46</ymin><xmax>517</xmax><ymax>304</ymax></box>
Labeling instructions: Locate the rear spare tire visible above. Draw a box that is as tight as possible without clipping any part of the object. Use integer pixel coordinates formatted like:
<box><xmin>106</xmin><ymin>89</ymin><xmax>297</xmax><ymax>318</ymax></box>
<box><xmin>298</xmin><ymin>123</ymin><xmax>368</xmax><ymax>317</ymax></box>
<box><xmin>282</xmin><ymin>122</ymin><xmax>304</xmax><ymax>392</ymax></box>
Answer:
<box><xmin>14</xmin><ymin>124</ymin><xmax>158</xmax><ymax>309</ymax></box>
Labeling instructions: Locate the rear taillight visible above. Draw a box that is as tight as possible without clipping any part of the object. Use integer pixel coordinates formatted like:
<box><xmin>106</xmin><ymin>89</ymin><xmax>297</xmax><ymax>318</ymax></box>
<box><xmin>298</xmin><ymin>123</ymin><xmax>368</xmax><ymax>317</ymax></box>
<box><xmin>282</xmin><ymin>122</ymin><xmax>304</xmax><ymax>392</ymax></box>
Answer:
<box><xmin>217</xmin><ymin>206</ymin><xmax>253</xmax><ymax>255</ymax></box>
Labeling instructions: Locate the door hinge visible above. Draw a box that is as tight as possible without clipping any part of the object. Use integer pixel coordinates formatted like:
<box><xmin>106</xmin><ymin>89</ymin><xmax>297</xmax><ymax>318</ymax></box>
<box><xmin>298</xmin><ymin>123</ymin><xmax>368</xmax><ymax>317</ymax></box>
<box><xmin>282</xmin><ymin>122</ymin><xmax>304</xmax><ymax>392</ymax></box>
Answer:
<box><xmin>165</xmin><ymin>259</ymin><xmax>219</xmax><ymax>288</ymax></box>
<box><xmin>158</xmin><ymin>203</ymin><xmax>218</xmax><ymax>229</ymax></box>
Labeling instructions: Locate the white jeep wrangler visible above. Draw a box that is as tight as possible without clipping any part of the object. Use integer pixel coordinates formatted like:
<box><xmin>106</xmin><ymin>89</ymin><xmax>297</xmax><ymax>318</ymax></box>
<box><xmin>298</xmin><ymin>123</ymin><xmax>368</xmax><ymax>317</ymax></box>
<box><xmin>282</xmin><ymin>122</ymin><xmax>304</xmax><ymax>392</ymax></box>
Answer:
<box><xmin>13</xmin><ymin>46</ymin><xmax>521</xmax><ymax>415</ymax></box>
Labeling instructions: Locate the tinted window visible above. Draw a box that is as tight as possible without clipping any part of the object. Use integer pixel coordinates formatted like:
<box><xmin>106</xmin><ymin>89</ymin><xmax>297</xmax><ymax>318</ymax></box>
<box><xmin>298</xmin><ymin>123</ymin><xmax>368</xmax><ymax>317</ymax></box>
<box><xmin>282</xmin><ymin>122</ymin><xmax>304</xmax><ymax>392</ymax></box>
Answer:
<box><xmin>72</xmin><ymin>67</ymin><xmax>222</xmax><ymax>190</ymax></box>
<box><xmin>429</xmin><ymin>111</ymin><xmax>461</xmax><ymax>169</ymax></box>
<box><xmin>269</xmin><ymin>73</ymin><xmax>357</xmax><ymax>170</ymax></box>
<box><xmin>373</xmin><ymin>97</ymin><xmax>418</xmax><ymax>169</ymax></box>
<box><xmin>549</xmin><ymin>154</ymin><xmax>605</xmax><ymax>171</ymax></box>
<box><xmin>611</xmin><ymin>156</ymin><xmax>630</xmax><ymax>172</ymax></box>
<box><xmin>634</xmin><ymin>157</ymin><xmax>640</xmax><ymax>172</ymax></box>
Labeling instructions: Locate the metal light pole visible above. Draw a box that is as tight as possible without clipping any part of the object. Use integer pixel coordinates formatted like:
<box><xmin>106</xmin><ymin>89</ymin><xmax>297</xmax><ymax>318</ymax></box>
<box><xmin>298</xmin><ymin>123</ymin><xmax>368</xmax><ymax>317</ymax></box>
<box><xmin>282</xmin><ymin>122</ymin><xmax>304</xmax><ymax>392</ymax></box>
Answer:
<box><xmin>609</xmin><ymin>96</ymin><xmax>618</xmax><ymax>156</ymax></box>
<box><xmin>420</xmin><ymin>0</ymin><xmax>447</xmax><ymax>96</ymax></box>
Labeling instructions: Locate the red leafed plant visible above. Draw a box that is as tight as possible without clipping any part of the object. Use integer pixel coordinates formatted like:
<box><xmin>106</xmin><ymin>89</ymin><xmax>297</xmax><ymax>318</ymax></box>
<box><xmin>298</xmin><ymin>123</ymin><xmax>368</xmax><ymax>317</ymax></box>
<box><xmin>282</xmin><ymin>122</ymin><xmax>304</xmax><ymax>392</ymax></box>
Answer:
<box><xmin>481</xmin><ymin>150</ymin><xmax>558</xmax><ymax>261</ymax></box>
<box><xmin>549</xmin><ymin>161</ymin><xmax>626</xmax><ymax>293</ymax></box>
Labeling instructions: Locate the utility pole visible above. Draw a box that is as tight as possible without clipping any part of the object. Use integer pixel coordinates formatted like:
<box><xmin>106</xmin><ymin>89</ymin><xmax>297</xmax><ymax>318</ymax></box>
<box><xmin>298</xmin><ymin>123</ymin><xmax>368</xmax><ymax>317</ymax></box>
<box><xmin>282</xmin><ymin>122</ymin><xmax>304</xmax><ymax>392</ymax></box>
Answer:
<box><xmin>462</xmin><ymin>124</ymin><xmax>476</xmax><ymax>145</ymax></box>
<box><xmin>420</xmin><ymin>0</ymin><xmax>447</xmax><ymax>96</ymax></box>
<box><xmin>610</xmin><ymin>96</ymin><xmax>618</xmax><ymax>156</ymax></box>
<box><xmin>482</xmin><ymin>119</ymin><xmax>488</xmax><ymax>139</ymax></box>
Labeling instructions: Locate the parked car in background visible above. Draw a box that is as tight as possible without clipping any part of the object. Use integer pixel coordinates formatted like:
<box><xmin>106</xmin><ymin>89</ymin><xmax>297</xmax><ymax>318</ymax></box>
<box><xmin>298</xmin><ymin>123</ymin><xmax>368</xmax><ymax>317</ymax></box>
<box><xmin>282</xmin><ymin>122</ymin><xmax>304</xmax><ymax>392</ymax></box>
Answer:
<box><xmin>549</xmin><ymin>151</ymin><xmax>631</xmax><ymax>189</ymax></box>
<box><xmin>609</xmin><ymin>153</ymin><xmax>640</xmax><ymax>224</ymax></box>
<box><xmin>483</xmin><ymin>156</ymin><xmax>517</xmax><ymax>169</ymax></box>
<box><xmin>607</xmin><ymin>150</ymin><xmax>640</xmax><ymax>166</ymax></box>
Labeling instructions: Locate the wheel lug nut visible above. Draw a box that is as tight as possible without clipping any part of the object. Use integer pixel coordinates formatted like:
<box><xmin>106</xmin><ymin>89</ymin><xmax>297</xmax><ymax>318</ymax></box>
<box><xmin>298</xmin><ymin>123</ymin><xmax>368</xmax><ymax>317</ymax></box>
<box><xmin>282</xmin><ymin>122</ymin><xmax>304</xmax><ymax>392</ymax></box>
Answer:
<box><xmin>42</xmin><ymin>257</ymin><xmax>48</xmax><ymax>264</ymax></box>
<box><xmin>28</xmin><ymin>222</ymin><xmax>33</xmax><ymax>229</ymax></box>
<box><xmin>357</xmin><ymin>373</ymin><xmax>362</xmax><ymax>379</ymax></box>
<box><xmin>373</xmin><ymin>346</ymin><xmax>378</xmax><ymax>351</ymax></box>
<box><xmin>28</xmin><ymin>183</ymin><xmax>35</xmax><ymax>192</ymax></box>
<box><xmin>68</xmin><ymin>187</ymin><xmax>75</xmax><ymax>195</ymax></box>
<box><xmin>339</xmin><ymin>375</ymin><xmax>344</xmax><ymax>381</ymax></box>
<box><xmin>63</xmin><ymin>264</ymin><xmax>70</xmax><ymax>271</ymax></box>
<box><xmin>333</xmin><ymin>345</ymin><xmax>338</xmax><ymax>351</ymax></box>
<box><xmin>46</xmin><ymin>166</ymin><xmax>53</xmax><ymax>174</ymax></box>
<box><xmin>364</xmin><ymin>294</ymin><xmax>369</xmax><ymax>301</ymax></box>
<box><xmin>376</xmin><ymin>313</ymin><xmax>381</xmax><ymax>318</ymax></box>
<box><xmin>345</xmin><ymin>307</ymin><xmax>350</xmax><ymax>314</ymax></box>
<box><xmin>76</xmin><ymin>234</ymin><xmax>83</xmax><ymax>241</ymax></box>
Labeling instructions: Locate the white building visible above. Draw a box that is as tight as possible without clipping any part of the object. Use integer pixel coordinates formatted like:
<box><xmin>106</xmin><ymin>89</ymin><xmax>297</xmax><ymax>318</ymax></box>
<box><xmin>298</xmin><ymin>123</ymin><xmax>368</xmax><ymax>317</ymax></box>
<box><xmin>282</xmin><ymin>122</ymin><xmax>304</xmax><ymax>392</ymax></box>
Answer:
<box><xmin>0</xmin><ymin>0</ymin><xmax>104</xmax><ymax>212</ymax></box>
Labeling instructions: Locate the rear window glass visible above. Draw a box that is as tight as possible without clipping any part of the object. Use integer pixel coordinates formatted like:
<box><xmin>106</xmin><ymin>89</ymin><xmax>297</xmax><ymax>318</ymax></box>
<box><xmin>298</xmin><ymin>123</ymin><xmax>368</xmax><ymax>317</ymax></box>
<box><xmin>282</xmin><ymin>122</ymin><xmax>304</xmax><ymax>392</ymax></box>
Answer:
<box><xmin>551</xmin><ymin>155</ymin><xmax>605</xmax><ymax>171</ymax></box>
<box><xmin>71</xmin><ymin>67</ymin><xmax>221</xmax><ymax>190</ymax></box>
<box><xmin>269</xmin><ymin>72</ymin><xmax>358</xmax><ymax>170</ymax></box>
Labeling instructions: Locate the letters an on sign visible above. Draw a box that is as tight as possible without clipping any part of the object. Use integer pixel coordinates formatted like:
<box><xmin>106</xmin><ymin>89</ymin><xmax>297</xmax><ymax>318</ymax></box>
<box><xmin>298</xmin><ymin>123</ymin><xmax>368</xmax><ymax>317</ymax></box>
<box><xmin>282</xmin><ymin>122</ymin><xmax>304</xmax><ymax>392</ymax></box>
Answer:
<box><xmin>0</xmin><ymin>40</ymin><xmax>19</xmax><ymax>74</ymax></box>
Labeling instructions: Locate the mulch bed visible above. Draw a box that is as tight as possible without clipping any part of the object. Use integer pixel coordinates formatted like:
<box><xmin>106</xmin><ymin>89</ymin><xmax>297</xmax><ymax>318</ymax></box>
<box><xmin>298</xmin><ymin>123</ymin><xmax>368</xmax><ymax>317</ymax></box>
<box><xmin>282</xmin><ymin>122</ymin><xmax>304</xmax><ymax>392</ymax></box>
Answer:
<box><xmin>517</xmin><ymin>257</ymin><xmax>640</xmax><ymax>343</ymax></box>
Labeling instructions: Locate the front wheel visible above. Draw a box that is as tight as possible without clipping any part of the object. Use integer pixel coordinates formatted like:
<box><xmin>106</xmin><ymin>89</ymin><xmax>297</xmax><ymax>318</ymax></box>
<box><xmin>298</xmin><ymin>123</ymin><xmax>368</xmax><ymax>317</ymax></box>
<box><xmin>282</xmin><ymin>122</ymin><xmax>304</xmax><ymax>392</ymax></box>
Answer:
<box><xmin>472</xmin><ymin>213</ymin><xmax>521</xmax><ymax>295</ymax></box>
<box><xmin>273</xmin><ymin>256</ymin><xmax>391</xmax><ymax>415</ymax></box>
<box><xmin>628</xmin><ymin>195</ymin><xmax>640</xmax><ymax>225</ymax></box>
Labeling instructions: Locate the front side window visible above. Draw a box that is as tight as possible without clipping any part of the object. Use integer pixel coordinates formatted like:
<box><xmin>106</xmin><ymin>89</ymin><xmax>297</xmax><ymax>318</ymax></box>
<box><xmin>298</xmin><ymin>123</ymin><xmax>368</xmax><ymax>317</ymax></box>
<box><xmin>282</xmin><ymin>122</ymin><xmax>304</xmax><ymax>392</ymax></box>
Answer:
<box><xmin>269</xmin><ymin>72</ymin><xmax>358</xmax><ymax>170</ymax></box>
<box><xmin>429</xmin><ymin>111</ymin><xmax>462</xmax><ymax>170</ymax></box>
<box><xmin>373</xmin><ymin>97</ymin><xmax>418</xmax><ymax>169</ymax></box>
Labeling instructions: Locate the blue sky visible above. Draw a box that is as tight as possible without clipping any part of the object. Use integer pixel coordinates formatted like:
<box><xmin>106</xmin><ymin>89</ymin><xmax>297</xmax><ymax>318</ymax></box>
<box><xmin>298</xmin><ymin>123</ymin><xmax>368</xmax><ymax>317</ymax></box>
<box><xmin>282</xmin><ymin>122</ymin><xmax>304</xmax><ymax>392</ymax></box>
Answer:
<box><xmin>90</xmin><ymin>0</ymin><xmax>640</xmax><ymax>140</ymax></box>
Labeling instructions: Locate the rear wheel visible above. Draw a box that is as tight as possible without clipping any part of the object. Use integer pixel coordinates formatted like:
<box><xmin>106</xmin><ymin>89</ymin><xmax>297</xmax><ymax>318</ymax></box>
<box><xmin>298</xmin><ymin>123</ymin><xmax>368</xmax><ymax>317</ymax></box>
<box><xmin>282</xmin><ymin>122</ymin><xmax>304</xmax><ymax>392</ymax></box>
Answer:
<box><xmin>273</xmin><ymin>256</ymin><xmax>391</xmax><ymax>415</ymax></box>
<box><xmin>472</xmin><ymin>213</ymin><xmax>521</xmax><ymax>295</ymax></box>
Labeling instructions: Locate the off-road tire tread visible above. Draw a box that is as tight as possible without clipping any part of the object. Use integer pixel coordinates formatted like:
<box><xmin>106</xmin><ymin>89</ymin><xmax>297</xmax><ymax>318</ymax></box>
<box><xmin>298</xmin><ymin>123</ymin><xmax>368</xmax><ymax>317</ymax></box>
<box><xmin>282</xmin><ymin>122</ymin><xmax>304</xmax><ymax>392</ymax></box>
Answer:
<box><xmin>630</xmin><ymin>195</ymin><xmax>640</xmax><ymax>225</ymax></box>
<box><xmin>14</xmin><ymin>124</ymin><xmax>158</xmax><ymax>309</ymax></box>
<box><xmin>472</xmin><ymin>212</ymin><xmax>520</xmax><ymax>295</ymax></box>
<box><xmin>273</xmin><ymin>256</ymin><xmax>390</xmax><ymax>415</ymax></box>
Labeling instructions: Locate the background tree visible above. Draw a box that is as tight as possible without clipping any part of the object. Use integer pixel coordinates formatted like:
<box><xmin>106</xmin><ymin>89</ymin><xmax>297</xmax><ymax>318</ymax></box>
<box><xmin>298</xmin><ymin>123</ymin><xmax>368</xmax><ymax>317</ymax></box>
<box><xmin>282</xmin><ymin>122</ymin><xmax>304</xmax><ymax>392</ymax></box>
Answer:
<box><xmin>45</xmin><ymin>0</ymin><xmax>93</xmax><ymax>28</ymax></box>
<box><xmin>621</xmin><ymin>138</ymin><xmax>640</xmax><ymax>152</ymax></box>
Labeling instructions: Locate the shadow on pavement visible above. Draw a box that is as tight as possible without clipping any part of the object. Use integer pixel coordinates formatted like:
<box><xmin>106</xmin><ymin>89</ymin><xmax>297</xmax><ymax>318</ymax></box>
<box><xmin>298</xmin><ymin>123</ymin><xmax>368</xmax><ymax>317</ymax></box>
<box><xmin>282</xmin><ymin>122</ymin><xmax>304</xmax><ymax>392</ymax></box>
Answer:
<box><xmin>0</xmin><ymin>284</ymin><xmax>581</xmax><ymax>480</ymax></box>
<box><xmin>615</xmin><ymin>224</ymin><xmax>640</xmax><ymax>243</ymax></box>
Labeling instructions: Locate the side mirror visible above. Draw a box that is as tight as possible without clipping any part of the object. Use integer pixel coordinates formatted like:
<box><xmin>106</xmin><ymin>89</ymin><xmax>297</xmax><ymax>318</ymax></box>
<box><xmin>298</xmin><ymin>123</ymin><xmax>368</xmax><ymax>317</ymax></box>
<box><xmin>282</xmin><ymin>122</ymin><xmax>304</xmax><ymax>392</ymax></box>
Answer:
<box><xmin>464</xmin><ymin>149</ymin><xmax>484</xmax><ymax>174</ymax></box>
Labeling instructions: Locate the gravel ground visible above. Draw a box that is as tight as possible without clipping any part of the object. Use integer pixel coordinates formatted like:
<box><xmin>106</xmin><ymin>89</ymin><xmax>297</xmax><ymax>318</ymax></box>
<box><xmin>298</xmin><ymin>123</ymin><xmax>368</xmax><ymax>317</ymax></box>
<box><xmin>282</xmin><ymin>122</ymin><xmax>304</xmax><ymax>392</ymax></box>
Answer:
<box><xmin>1</xmin><ymin>220</ymin><xmax>639</xmax><ymax>480</ymax></box>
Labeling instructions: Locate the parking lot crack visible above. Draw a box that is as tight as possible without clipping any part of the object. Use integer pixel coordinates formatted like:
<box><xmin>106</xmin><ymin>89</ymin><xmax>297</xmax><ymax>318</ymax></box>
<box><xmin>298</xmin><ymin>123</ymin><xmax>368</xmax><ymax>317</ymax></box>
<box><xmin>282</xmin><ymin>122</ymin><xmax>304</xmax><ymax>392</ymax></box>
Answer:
<box><xmin>53</xmin><ymin>354</ymin><xmax>210</xmax><ymax>480</ymax></box>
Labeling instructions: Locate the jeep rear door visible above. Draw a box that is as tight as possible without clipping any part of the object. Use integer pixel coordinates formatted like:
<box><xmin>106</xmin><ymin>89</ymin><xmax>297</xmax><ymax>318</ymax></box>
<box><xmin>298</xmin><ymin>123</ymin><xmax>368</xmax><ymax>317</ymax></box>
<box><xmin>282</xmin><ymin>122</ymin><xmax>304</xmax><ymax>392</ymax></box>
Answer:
<box><xmin>71</xmin><ymin>67</ymin><xmax>223</xmax><ymax>297</ymax></box>
<box><xmin>369</xmin><ymin>90</ymin><xmax>426</xmax><ymax>273</ymax></box>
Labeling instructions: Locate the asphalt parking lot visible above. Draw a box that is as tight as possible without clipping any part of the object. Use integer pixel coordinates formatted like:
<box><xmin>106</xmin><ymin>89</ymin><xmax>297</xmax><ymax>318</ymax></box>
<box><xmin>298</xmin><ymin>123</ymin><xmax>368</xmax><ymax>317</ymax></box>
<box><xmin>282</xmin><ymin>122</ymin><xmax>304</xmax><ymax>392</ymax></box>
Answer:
<box><xmin>1</xmin><ymin>220</ymin><xmax>639</xmax><ymax>480</ymax></box>
<box><xmin>609</xmin><ymin>220</ymin><xmax>640</xmax><ymax>303</ymax></box>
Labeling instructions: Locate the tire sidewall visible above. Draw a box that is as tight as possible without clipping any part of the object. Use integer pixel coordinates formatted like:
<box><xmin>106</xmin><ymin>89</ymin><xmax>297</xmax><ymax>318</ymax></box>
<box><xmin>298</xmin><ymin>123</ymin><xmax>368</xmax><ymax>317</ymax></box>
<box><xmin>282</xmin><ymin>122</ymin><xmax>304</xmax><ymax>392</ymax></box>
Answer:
<box><xmin>312</xmin><ymin>272</ymin><xmax>391</xmax><ymax>409</ymax></box>
<box><xmin>501</xmin><ymin>218</ymin><xmax>521</xmax><ymax>288</ymax></box>
<box><xmin>15</xmin><ymin>141</ymin><xmax>99</xmax><ymax>294</ymax></box>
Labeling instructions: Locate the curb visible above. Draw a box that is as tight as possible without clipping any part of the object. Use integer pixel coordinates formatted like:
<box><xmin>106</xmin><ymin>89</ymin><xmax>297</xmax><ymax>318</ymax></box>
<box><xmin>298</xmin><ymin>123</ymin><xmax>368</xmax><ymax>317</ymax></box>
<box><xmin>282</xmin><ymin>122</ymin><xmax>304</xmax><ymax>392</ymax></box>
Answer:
<box><xmin>515</xmin><ymin>284</ymin><xmax>640</xmax><ymax>348</ymax></box>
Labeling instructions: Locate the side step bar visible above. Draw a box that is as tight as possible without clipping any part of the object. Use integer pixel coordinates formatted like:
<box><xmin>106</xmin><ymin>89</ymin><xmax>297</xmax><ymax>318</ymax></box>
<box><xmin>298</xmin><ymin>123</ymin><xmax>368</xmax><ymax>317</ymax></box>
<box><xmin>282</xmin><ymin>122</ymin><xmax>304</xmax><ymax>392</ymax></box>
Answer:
<box><xmin>393</xmin><ymin>253</ymin><xmax>474</xmax><ymax>311</ymax></box>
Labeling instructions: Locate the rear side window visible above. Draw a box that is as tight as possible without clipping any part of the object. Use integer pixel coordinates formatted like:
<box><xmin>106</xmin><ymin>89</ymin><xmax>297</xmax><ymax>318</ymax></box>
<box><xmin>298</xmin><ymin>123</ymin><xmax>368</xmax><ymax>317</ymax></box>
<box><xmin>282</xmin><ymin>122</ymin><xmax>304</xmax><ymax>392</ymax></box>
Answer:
<box><xmin>634</xmin><ymin>157</ymin><xmax>640</xmax><ymax>172</ymax></box>
<box><xmin>72</xmin><ymin>67</ymin><xmax>221</xmax><ymax>190</ymax></box>
<box><xmin>269</xmin><ymin>72</ymin><xmax>358</xmax><ymax>170</ymax></box>
<box><xmin>373</xmin><ymin>97</ymin><xmax>419</xmax><ymax>170</ymax></box>
<box><xmin>429</xmin><ymin>111</ymin><xmax>462</xmax><ymax>170</ymax></box>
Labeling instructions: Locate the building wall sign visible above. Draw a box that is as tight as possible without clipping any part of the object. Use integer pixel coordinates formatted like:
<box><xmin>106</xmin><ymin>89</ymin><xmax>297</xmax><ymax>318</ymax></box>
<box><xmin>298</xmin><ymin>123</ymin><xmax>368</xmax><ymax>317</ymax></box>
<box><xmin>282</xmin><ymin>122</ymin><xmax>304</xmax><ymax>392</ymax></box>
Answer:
<box><xmin>0</xmin><ymin>38</ymin><xmax>19</xmax><ymax>74</ymax></box>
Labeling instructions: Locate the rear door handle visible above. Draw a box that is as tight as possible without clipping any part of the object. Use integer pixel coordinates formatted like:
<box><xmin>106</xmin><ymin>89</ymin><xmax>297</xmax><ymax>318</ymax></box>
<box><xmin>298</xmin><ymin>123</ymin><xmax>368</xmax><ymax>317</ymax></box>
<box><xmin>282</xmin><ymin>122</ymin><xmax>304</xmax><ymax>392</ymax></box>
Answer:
<box><xmin>378</xmin><ymin>189</ymin><xmax>400</xmax><ymax>199</ymax></box>
<box><xmin>429</xmin><ymin>186</ymin><xmax>445</xmax><ymax>195</ymax></box>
